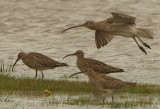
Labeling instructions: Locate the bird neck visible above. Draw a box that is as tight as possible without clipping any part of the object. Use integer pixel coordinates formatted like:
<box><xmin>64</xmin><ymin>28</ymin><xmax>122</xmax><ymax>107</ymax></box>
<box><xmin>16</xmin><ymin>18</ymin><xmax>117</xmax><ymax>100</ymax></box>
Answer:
<box><xmin>87</xmin><ymin>73</ymin><xmax>98</xmax><ymax>83</ymax></box>
<box><xmin>77</xmin><ymin>55</ymin><xmax>84</xmax><ymax>59</ymax></box>
<box><xmin>86</xmin><ymin>71</ymin><xmax>97</xmax><ymax>77</ymax></box>
<box><xmin>21</xmin><ymin>53</ymin><xmax>29</xmax><ymax>60</ymax></box>
<box><xmin>23</xmin><ymin>54</ymin><xmax>28</xmax><ymax>58</ymax></box>
<box><xmin>88</xmin><ymin>21</ymin><xmax>105</xmax><ymax>30</ymax></box>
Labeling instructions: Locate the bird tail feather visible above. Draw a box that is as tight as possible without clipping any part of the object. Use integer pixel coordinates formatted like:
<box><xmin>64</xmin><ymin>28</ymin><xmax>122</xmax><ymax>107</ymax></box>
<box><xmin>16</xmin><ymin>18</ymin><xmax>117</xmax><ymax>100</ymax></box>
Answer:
<box><xmin>135</xmin><ymin>28</ymin><xmax>154</xmax><ymax>39</ymax></box>
<box><xmin>128</xmin><ymin>82</ymin><xmax>136</xmax><ymax>87</ymax></box>
<box><xmin>60</xmin><ymin>63</ymin><xmax>68</xmax><ymax>67</ymax></box>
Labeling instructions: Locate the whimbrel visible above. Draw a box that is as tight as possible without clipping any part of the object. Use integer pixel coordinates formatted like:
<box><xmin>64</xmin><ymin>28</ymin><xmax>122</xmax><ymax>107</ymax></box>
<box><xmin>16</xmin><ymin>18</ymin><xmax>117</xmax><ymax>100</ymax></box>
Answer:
<box><xmin>77</xmin><ymin>69</ymin><xmax>136</xmax><ymax>101</ymax></box>
<box><xmin>12</xmin><ymin>52</ymin><xmax>68</xmax><ymax>80</ymax></box>
<box><xmin>62</xmin><ymin>12</ymin><xmax>153</xmax><ymax>54</ymax></box>
<box><xmin>63</xmin><ymin>50</ymin><xmax>124</xmax><ymax>77</ymax></box>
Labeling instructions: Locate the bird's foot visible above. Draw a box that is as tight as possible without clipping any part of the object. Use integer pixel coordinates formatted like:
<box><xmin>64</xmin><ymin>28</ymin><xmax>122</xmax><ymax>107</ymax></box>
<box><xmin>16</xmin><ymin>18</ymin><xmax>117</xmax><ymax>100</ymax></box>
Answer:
<box><xmin>139</xmin><ymin>46</ymin><xmax>147</xmax><ymax>55</ymax></box>
<box><xmin>111</xmin><ymin>95</ymin><xmax>114</xmax><ymax>103</ymax></box>
<box><xmin>143</xmin><ymin>43</ymin><xmax>151</xmax><ymax>49</ymax></box>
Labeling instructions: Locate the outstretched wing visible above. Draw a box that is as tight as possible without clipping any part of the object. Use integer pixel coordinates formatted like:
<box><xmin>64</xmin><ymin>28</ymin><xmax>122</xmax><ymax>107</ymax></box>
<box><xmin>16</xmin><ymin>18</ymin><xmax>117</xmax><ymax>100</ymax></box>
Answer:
<box><xmin>95</xmin><ymin>30</ymin><xmax>115</xmax><ymax>49</ymax></box>
<box><xmin>110</xmin><ymin>12</ymin><xmax>136</xmax><ymax>25</ymax></box>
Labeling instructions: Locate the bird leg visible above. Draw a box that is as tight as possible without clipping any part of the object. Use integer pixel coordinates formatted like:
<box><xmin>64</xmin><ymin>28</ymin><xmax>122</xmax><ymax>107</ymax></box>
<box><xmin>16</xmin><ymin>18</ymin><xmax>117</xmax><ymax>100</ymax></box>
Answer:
<box><xmin>41</xmin><ymin>71</ymin><xmax>44</xmax><ymax>80</ymax></box>
<box><xmin>106</xmin><ymin>90</ymin><xmax>114</xmax><ymax>103</ymax></box>
<box><xmin>137</xmin><ymin>36</ymin><xmax>151</xmax><ymax>49</ymax></box>
<box><xmin>102</xmin><ymin>96</ymin><xmax>105</xmax><ymax>103</ymax></box>
<box><xmin>132</xmin><ymin>37</ymin><xmax>147</xmax><ymax>54</ymax></box>
<box><xmin>111</xmin><ymin>94</ymin><xmax>114</xmax><ymax>103</ymax></box>
<box><xmin>34</xmin><ymin>70</ymin><xmax>38</xmax><ymax>78</ymax></box>
<box><xmin>102</xmin><ymin>92</ymin><xmax>106</xmax><ymax>103</ymax></box>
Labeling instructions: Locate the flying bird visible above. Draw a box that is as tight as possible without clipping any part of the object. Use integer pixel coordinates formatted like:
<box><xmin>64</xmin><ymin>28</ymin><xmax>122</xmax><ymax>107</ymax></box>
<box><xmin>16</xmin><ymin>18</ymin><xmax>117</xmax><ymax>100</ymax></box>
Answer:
<box><xmin>62</xmin><ymin>12</ymin><xmax>153</xmax><ymax>54</ymax></box>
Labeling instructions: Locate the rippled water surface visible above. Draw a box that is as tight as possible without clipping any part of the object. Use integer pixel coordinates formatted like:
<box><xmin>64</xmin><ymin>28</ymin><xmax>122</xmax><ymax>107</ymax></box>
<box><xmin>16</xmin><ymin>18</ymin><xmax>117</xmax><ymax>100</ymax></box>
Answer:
<box><xmin>1</xmin><ymin>0</ymin><xmax>160</xmax><ymax>83</ymax></box>
<box><xmin>0</xmin><ymin>0</ymin><xmax>160</xmax><ymax>108</ymax></box>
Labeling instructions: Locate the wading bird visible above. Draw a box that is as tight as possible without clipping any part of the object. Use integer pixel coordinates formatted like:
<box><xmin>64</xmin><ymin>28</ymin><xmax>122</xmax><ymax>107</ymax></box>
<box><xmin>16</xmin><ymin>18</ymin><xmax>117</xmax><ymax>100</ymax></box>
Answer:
<box><xmin>77</xmin><ymin>69</ymin><xmax>136</xmax><ymax>102</ymax></box>
<box><xmin>62</xmin><ymin>12</ymin><xmax>153</xmax><ymax>54</ymax></box>
<box><xmin>63</xmin><ymin>50</ymin><xmax>124</xmax><ymax>77</ymax></box>
<box><xmin>12</xmin><ymin>52</ymin><xmax>68</xmax><ymax>80</ymax></box>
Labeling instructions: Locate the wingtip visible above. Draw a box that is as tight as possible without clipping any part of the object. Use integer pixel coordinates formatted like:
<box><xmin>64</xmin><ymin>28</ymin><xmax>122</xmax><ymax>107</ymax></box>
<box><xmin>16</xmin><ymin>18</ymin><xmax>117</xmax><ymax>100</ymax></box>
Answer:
<box><xmin>62</xmin><ymin>63</ymin><xmax>69</xmax><ymax>67</ymax></box>
<box><xmin>61</xmin><ymin>30</ymin><xmax>65</xmax><ymax>33</ymax></box>
<box><xmin>110</xmin><ymin>12</ymin><xmax>116</xmax><ymax>15</ymax></box>
<box><xmin>128</xmin><ymin>82</ymin><xmax>136</xmax><ymax>87</ymax></box>
<box><xmin>132</xmin><ymin>83</ymin><xmax>136</xmax><ymax>86</ymax></box>
<box><xmin>96</xmin><ymin>45</ymin><xmax>101</xmax><ymax>49</ymax></box>
<box><xmin>120</xmin><ymin>69</ymin><xmax>124</xmax><ymax>72</ymax></box>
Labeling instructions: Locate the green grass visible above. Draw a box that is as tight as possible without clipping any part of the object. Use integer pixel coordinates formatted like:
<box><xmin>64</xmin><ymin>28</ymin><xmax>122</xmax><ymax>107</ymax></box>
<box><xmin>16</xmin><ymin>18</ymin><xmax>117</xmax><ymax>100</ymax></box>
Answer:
<box><xmin>0</xmin><ymin>63</ymin><xmax>12</xmax><ymax>73</ymax></box>
<box><xmin>0</xmin><ymin>74</ymin><xmax>93</xmax><ymax>95</ymax></box>
<box><xmin>0</xmin><ymin>74</ymin><xmax>159</xmax><ymax>108</ymax></box>
<box><xmin>0</xmin><ymin>74</ymin><xmax>160</xmax><ymax>95</ymax></box>
<box><xmin>123</xmin><ymin>84</ymin><xmax>160</xmax><ymax>94</ymax></box>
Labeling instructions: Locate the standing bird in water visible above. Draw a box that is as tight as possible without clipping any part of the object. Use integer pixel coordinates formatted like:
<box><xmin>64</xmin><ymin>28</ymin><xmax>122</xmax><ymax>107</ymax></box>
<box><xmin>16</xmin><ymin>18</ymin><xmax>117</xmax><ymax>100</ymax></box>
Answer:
<box><xmin>62</xmin><ymin>12</ymin><xmax>153</xmax><ymax>54</ymax></box>
<box><xmin>12</xmin><ymin>52</ymin><xmax>68</xmax><ymax>80</ymax></box>
<box><xmin>63</xmin><ymin>50</ymin><xmax>124</xmax><ymax>77</ymax></box>
<box><xmin>76</xmin><ymin>69</ymin><xmax>136</xmax><ymax>102</ymax></box>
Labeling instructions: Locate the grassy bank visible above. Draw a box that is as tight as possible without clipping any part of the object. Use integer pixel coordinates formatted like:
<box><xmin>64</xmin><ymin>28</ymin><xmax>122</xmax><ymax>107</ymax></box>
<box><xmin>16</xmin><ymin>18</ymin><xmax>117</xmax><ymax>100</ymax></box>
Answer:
<box><xmin>0</xmin><ymin>74</ymin><xmax>160</xmax><ymax>95</ymax></box>
<box><xmin>0</xmin><ymin>74</ymin><xmax>93</xmax><ymax>95</ymax></box>
<box><xmin>0</xmin><ymin>74</ymin><xmax>159</xmax><ymax>108</ymax></box>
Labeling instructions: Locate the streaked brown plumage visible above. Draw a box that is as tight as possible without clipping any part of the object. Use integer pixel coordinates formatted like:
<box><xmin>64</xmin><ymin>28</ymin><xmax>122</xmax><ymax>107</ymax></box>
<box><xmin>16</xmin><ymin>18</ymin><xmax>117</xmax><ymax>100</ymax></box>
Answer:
<box><xmin>62</xmin><ymin>12</ymin><xmax>154</xmax><ymax>54</ymax></box>
<box><xmin>63</xmin><ymin>50</ymin><xmax>124</xmax><ymax>77</ymax></box>
<box><xmin>78</xmin><ymin>69</ymin><xmax>136</xmax><ymax>101</ymax></box>
<box><xmin>12</xmin><ymin>52</ymin><xmax>68</xmax><ymax>79</ymax></box>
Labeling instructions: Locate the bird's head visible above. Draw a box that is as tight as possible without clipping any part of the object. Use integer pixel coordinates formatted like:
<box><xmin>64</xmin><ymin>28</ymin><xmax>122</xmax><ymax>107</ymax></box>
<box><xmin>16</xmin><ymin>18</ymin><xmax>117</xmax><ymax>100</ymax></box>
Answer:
<box><xmin>12</xmin><ymin>52</ymin><xmax>26</xmax><ymax>72</ymax></box>
<box><xmin>62</xmin><ymin>21</ymin><xmax>95</xmax><ymax>32</ymax></box>
<box><xmin>63</xmin><ymin>50</ymin><xmax>84</xmax><ymax>59</ymax></box>
<box><xmin>82</xmin><ymin>69</ymin><xmax>95</xmax><ymax>75</ymax></box>
<box><xmin>83</xmin><ymin>21</ymin><xmax>95</xmax><ymax>29</ymax></box>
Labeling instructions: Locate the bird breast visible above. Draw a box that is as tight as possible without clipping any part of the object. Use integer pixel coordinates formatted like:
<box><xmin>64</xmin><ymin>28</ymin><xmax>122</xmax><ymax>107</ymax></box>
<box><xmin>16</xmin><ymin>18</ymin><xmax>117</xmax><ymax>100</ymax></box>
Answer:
<box><xmin>76</xmin><ymin>59</ymin><xmax>86</xmax><ymax>71</ymax></box>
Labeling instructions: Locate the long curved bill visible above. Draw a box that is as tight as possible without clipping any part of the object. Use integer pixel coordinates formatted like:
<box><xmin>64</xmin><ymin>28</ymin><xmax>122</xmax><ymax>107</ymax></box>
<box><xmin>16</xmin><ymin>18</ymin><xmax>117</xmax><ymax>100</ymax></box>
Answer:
<box><xmin>70</xmin><ymin>71</ymin><xmax>83</xmax><ymax>77</ymax></box>
<box><xmin>12</xmin><ymin>59</ymin><xmax>19</xmax><ymax>72</ymax></box>
<box><xmin>63</xmin><ymin>53</ymin><xmax>76</xmax><ymax>59</ymax></box>
<box><xmin>62</xmin><ymin>24</ymin><xmax>85</xmax><ymax>33</ymax></box>
<box><xmin>70</xmin><ymin>70</ymin><xmax>89</xmax><ymax>77</ymax></box>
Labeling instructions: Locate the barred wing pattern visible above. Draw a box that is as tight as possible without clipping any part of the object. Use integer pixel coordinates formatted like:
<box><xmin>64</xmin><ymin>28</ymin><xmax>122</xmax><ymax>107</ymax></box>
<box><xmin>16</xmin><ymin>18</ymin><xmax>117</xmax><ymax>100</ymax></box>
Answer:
<box><xmin>98</xmin><ymin>75</ymin><xmax>135</xmax><ymax>90</ymax></box>
<box><xmin>80</xmin><ymin>58</ymin><xmax>124</xmax><ymax>74</ymax></box>
<box><xmin>111</xmin><ymin>12</ymin><xmax>136</xmax><ymax>25</ymax></box>
<box><xmin>27</xmin><ymin>52</ymin><xmax>67</xmax><ymax>69</ymax></box>
<box><xmin>95</xmin><ymin>30</ymin><xmax>115</xmax><ymax>49</ymax></box>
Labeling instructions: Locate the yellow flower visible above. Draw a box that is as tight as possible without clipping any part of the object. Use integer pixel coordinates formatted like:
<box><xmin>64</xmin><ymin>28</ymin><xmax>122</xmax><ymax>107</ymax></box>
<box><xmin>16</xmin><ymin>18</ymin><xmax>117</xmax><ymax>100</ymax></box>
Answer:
<box><xmin>44</xmin><ymin>89</ymin><xmax>52</xmax><ymax>94</ymax></box>
<box><xmin>84</xmin><ymin>81</ymin><xmax>88</xmax><ymax>84</ymax></box>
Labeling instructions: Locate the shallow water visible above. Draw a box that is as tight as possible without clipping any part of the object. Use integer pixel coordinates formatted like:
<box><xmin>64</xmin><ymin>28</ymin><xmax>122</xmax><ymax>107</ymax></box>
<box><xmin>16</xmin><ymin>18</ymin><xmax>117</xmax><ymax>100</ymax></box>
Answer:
<box><xmin>0</xmin><ymin>0</ymin><xmax>160</xmax><ymax>108</ymax></box>
<box><xmin>0</xmin><ymin>94</ymin><xmax>159</xmax><ymax>109</ymax></box>
<box><xmin>1</xmin><ymin>0</ymin><xmax>159</xmax><ymax>84</ymax></box>
<box><xmin>1</xmin><ymin>0</ymin><xmax>160</xmax><ymax>84</ymax></box>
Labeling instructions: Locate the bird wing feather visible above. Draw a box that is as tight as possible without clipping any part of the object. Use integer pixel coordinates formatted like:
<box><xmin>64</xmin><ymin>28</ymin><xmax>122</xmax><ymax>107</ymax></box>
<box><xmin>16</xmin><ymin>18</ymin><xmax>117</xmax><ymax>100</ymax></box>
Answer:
<box><xmin>83</xmin><ymin>58</ymin><xmax>122</xmax><ymax>74</ymax></box>
<box><xmin>29</xmin><ymin>52</ymin><xmax>62</xmax><ymax>68</ymax></box>
<box><xmin>95</xmin><ymin>30</ymin><xmax>114</xmax><ymax>49</ymax></box>
<box><xmin>100</xmin><ymin>76</ymin><xmax>128</xmax><ymax>90</ymax></box>
<box><xmin>111</xmin><ymin>12</ymin><xmax>136</xmax><ymax>25</ymax></box>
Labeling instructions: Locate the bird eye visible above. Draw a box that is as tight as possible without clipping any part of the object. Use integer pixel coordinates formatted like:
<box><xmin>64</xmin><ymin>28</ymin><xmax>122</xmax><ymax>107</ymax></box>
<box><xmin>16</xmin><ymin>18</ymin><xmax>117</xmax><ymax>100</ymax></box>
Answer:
<box><xmin>85</xmin><ymin>22</ymin><xmax>89</xmax><ymax>25</ymax></box>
